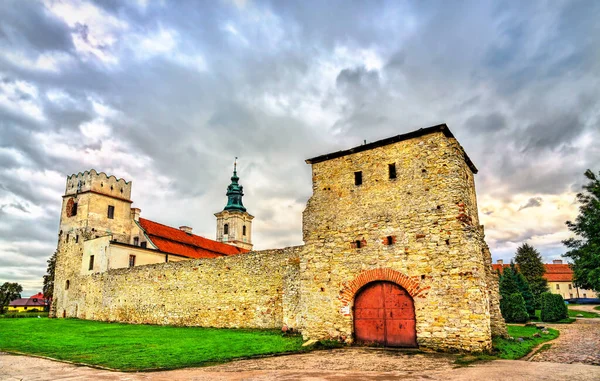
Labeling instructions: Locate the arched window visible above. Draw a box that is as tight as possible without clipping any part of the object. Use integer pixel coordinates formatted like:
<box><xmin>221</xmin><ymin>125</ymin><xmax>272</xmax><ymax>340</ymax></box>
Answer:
<box><xmin>224</xmin><ymin>224</ymin><xmax>229</xmax><ymax>235</ymax></box>
<box><xmin>243</xmin><ymin>225</ymin><xmax>246</xmax><ymax>236</ymax></box>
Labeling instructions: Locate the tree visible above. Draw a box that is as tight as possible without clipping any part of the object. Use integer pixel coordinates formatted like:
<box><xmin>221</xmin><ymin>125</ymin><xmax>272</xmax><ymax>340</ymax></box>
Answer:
<box><xmin>43</xmin><ymin>251</ymin><xmax>57</xmax><ymax>311</ymax></box>
<box><xmin>515</xmin><ymin>272</ymin><xmax>535</xmax><ymax>318</ymax></box>
<box><xmin>0</xmin><ymin>282</ymin><xmax>23</xmax><ymax>314</ymax></box>
<box><xmin>499</xmin><ymin>264</ymin><xmax>520</xmax><ymax>320</ymax></box>
<box><xmin>504</xmin><ymin>293</ymin><xmax>530</xmax><ymax>323</ymax></box>
<box><xmin>540</xmin><ymin>292</ymin><xmax>568</xmax><ymax>322</ymax></box>
<box><xmin>514</xmin><ymin>243</ymin><xmax>549</xmax><ymax>307</ymax></box>
<box><xmin>563</xmin><ymin>169</ymin><xmax>600</xmax><ymax>293</ymax></box>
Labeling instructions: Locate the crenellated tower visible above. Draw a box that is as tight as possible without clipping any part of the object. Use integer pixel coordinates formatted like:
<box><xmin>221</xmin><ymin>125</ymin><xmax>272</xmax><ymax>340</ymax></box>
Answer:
<box><xmin>52</xmin><ymin>169</ymin><xmax>134</xmax><ymax>317</ymax></box>
<box><xmin>215</xmin><ymin>160</ymin><xmax>254</xmax><ymax>250</ymax></box>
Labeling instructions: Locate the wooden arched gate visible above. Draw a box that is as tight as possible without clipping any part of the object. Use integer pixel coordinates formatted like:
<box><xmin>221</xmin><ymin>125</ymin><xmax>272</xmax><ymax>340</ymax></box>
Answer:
<box><xmin>354</xmin><ymin>281</ymin><xmax>417</xmax><ymax>347</ymax></box>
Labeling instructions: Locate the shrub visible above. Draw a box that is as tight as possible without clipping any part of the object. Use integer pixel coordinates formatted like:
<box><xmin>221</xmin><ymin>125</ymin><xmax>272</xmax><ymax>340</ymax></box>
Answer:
<box><xmin>540</xmin><ymin>293</ymin><xmax>568</xmax><ymax>322</ymax></box>
<box><xmin>501</xmin><ymin>293</ymin><xmax>529</xmax><ymax>323</ymax></box>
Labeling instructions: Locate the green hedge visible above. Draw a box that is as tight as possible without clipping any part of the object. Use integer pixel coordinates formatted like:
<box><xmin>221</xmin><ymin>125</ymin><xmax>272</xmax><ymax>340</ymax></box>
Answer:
<box><xmin>540</xmin><ymin>293</ymin><xmax>568</xmax><ymax>322</ymax></box>
<box><xmin>501</xmin><ymin>293</ymin><xmax>529</xmax><ymax>323</ymax></box>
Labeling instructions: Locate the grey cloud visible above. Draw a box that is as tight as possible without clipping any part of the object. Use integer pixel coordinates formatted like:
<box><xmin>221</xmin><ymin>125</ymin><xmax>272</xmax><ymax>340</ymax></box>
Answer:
<box><xmin>1</xmin><ymin>0</ymin><xmax>599</xmax><ymax>288</ymax></box>
<box><xmin>0</xmin><ymin>0</ymin><xmax>74</xmax><ymax>52</ymax></box>
<box><xmin>518</xmin><ymin>197</ymin><xmax>543</xmax><ymax>211</ymax></box>
<box><xmin>466</xmin><ymin>112</ymin><xmax>506</xmax><ymax>134</ymax></box>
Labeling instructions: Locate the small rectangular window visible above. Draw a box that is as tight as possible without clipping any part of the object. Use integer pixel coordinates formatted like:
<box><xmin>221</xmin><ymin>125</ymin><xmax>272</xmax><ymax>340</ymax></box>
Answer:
<box><xmin>140</xmin><ymin>241</ymin><xmax>147</xmax><ymax>248</ymax></box>
<box><xmin>388</xmin><ymin>163</ymin><xmax>397</xmax><ymax>179</ymax></box>
<box><xmin>133</xmin><ymin>237</ymin><xmax>139</xmax><ymax>246</ymax></box>
<box><xmin>355</xmin><ymin>240</ymin><xmax>362</xmax><ymax>248</ymax></box>
<box><xmin>107</xmin><ymin>205</ymin><xmax>115</xmax><ymax>219</ymax></box>
<box><xmin>71</xmin><ymin>202</ymin><xmax>78</xmax><ymax>216</ymax></box>
<box><xmin>386</xmin><ymin>236</ymin><xmax>394</xmax><ymax>245</ymax></box>
<box><xmin>354</xmin><ymin>171</ymin><xmax>362</xmax><ymax>186</ymax></box>
<box><xmin>568</xmin><ymin>284</ymin><xmax>572</xmax><ymax>290</ymax></box>
<box><xmin>88</xmin><ymin>255</ymin><xmax>94</xmax><ymax>271</ymax></box>
<box><xmin>556</xmin><ymin>284</ymin><xmax>560</xmax><ymax>290</ymax></box>
<box><xmin>75</xmin><ymin>235</ymin><xmax>79</xmax><ymax>243</ymax></box>
<box><xmin>129</xmin><ymin>255</ymin><xmax>136</xmax><ymax>268</ymax></box>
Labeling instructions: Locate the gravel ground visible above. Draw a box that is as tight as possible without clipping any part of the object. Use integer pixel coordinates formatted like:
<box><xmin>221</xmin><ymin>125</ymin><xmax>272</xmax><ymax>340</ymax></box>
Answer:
<box><xmin>2</xmin><ymin>348</ymin><xmax>600</xmax><ymax>381</ymax></box>
<box><xmin>529</xmin><ymin>318</ymin><xmax>600</xmax><ymax>365</ymax></box>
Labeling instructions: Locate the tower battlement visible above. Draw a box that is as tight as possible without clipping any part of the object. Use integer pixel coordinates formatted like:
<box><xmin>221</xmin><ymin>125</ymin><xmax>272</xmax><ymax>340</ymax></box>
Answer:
<box><xmin>65</xmin><ymin>169</ymin><xmax>132</xmax><ymax>200</ymax></box>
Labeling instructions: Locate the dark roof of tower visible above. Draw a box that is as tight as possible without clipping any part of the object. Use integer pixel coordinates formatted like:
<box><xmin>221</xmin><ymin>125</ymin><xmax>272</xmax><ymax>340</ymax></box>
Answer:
<box><xmin>305</xmin><ymin>123</ymin><xmax>478</xmax><ymax>173</ymax></box>
<box><xmin>223</xmin><ymin>160</ymin><xmax>247</xmax><ymax>212</ymax></box>
<box><xmin>138</xmin><ymin>218</ymin><xmax>248</xmax><ymax>258</ymax></box>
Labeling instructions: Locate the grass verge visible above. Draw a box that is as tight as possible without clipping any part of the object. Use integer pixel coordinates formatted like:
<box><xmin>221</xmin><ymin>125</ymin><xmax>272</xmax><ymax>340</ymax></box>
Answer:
<box><xmin>456</xmin><ymin>325</ymin><xmax>559</xmax><ymax>365</ymax></box>
<box><xmin>0</xmin><ymin>312</ymin><xmax>49</xmax><ymax>319</ymax></box>
<box><xmin>0</xmin><ymin>318</ymin><xmax>305</xmax><ymax>371</ymax></box>
<box><xmin>595</xmin><ymin>306</ymin><xmax>600</xmax><ymax>312</ymax></box>
<box><xmin>568</xmin><ymin>309</ymin><xmax>599</xmax><ymax>318</ymax></box>
<box><xmin>492</xmin><ymin>325</ymin><xmax>559</xmax><ymax>360</ymax></box>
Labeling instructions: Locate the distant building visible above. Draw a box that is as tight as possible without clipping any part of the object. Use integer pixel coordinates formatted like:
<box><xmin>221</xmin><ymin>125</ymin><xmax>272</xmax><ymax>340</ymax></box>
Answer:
<box><xmin>492</xmin><ymin>259</ymin><xmax>599</xmax><ymax>300</ymax></box>
<box><xmin>7</xmin><ymin>292</ymin><xmax>48</xmax><ymax>312</ymax></box>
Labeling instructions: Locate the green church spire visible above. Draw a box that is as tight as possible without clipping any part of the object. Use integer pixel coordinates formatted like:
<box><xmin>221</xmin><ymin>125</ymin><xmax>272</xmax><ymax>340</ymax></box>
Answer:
<box><xmin>224</xmin><ymin>158</ymin><xmax>246</xmax><ymax>212</ymax></box>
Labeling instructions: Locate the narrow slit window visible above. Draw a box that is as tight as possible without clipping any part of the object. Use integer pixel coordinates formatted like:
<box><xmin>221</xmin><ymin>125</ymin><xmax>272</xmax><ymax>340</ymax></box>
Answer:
<box><xmin>107</xmin><ymin>205</ymin><xmax>115</xmax><ymax>219</ymax></box>
<box><xmin>355</xmin><ymin>240</ymin><xmax>362</xmax><ymax>248</ymax></box>
<box><xmin>129</xmin><ymin>255</ymin><xmax>136</xmax><ymax>268</ymax></box>
<box><xmin>354</xmin><ymin>171</ymin><xmax>362</xmax><ymax>186</ymax></box>
<box><xmin>88</xmin><ymin>255</ymin><xmax>94</xmax><ymax>271</ymax></box>
<box><xmin>65</xmin><ymin>280</ymin><xmax>70</xmax><ymax>290</ymax></box>
<box><xmin>71</xmin><ymin>202</ymin><xmax>78</xmax><ymax>216</ymax></box>
<box><xmin>388</xmin><ymin>163</ymin><xmax>397</xmax><ymax>179</ymax></box>
<box><xmin>243</xmin><ymin>225</ymin><xmax>247</xmax><ymax>236</ymax></box>
<box><xmin>224</xmin><ymin>223</ymin><xmax>229</xmax><ymax>235</ymax></box>
<box><xmin>75</xmin><ymin>235</ymin><xmax>79</xmax><ymax>243</ymax></box>
<box><xmin>386</xmin><ymin>236</ymin><xmax>394</xmax><ymax>245</ymax></box>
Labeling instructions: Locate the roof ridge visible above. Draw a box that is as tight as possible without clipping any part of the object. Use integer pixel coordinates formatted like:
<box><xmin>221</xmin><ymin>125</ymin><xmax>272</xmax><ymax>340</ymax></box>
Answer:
<box><xmin>144</xmin><ymin>233</ymin><xmax>232</xmax><ymax>255</ymax></box>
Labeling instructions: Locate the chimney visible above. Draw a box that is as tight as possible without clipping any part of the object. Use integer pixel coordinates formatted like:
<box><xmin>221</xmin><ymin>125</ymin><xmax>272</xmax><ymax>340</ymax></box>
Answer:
<box><xmin>553</xmin><ymin>259</ymin><xmax>563</xmax><ymax>264</ymax></box>
<box><xmin>179</xmin><ymin>226</ymin><xmax>193</xmax><ymax>234</ymax></box>
<box><xmin>131</xmin><ymin>208</ymin><xmax>141</xmax><ymax>222</ymax></box>
<box><xmin>497</xmin><ymin>259</ymin><xmax>504</xmax><ymax>265</ymax></box>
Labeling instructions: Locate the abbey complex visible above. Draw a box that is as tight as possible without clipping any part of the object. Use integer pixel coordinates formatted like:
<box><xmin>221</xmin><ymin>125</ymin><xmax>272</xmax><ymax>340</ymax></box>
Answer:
<box><xmin>52</xmin><ymin>124</ymin><xmax>507</xmax><ymax>352</ymax></box>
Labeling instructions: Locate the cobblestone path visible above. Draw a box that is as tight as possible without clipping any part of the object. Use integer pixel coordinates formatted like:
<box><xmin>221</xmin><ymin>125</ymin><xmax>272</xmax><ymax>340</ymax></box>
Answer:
<box><xmin>530</xmin><ymin>319</ymin><xmax>600</xmax><ymax>365</ymax></box>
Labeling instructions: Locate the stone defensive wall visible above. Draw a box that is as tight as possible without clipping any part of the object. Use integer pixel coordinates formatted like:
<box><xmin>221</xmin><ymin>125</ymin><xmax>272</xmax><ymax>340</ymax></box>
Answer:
<box><xmin>63</xmin><ymin>246</ymin><xmax>302</xmax><ymax>328</ymax></box>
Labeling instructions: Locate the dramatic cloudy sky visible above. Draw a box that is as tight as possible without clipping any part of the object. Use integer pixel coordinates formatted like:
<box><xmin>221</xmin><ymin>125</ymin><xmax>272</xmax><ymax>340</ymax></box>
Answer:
<box><xmin>1</xmin><ymin>0</ymin><xmax>599</xmax><ymax>296</ymax></box>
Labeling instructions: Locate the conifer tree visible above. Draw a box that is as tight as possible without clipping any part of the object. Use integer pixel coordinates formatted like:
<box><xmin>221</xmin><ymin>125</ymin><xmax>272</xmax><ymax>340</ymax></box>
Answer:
<box><xmin>514</xmin><ymin>243</ymin><xmax>549</xmax><ymax>306</ymax></box>
<box><xmin>42</xmin><ymin>251</ymin><xmax>57</xmax><ymax>312</ymax></box>
<box><xmin>563</xmin><ymin>169</ymin><xmax>600</xmax><ymax>293</ymax></box>
<box><xmin>515</xmin><ymin>271</ymin><xmax>535</xmax><ymax>317</ymax></box>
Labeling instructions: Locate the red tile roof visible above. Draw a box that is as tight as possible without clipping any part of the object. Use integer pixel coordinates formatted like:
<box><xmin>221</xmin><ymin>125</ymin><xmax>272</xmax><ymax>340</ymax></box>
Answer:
<box><xmin>138</xmin><ymin>218</ymin><xmax>248</xmax><ymax>259</ymax></box>
<box><xmin>491</xmin><ymin>263</ymin><xmax>574</xmax><ymax>283</ymax></box>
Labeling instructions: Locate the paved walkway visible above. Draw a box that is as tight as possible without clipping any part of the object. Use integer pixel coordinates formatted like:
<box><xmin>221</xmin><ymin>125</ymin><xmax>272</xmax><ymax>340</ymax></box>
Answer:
<box><xmin>2</xmin><ymin>349</ymin><xmax>600</xmax><ymax>381</ymax></box>
<box><xmin>530</xmin><ymin>318</ymin><xmax>600</xmax><ymax>365</ymax></box>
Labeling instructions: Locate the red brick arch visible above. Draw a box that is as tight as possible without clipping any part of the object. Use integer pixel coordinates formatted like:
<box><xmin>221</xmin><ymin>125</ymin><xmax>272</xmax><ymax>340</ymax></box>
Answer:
<box><xmin>339</xmin><ymin>268</ymin><xmax>429</xmax><ymax>308</ymax></box>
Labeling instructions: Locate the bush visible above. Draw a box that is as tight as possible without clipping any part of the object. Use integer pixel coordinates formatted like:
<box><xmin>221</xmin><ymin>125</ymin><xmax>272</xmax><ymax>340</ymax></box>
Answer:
<box><xmin>540</xmin><ymin>293</ymin><xmax>568</xmax><ymax>322</ymax></box>
<box><xmin>501</xmin><ymin>293</ymin><xmax>529</xmax><ymax>323</ymax></box>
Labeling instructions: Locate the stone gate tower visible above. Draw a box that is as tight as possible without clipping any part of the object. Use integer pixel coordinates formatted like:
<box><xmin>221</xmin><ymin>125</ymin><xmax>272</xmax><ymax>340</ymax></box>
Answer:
<box><xmin>215</xmin><ymin>160</ymin><xmax>253</xmax><ymax>250</ymax></box>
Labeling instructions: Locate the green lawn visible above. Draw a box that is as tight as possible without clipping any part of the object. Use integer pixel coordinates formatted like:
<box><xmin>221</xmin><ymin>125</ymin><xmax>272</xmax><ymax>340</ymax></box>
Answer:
<box><xmin>492</xmin><ymin>325</ymin><xmax>559</xmax><ymax>360</ymax></box>
<box><xmin>595</xmin><ymin>306</ymin><xmax>600</xmax><ymax>312</ymax></box>
<box><xmin>567</xmin><ymin>308</ymin><xmax>599</xmax><ymax>318</ymax></box>
<box><xmin>0</xmin><ymin>319</ymin><xmax>305</xmax><ymax>371</ymax></box>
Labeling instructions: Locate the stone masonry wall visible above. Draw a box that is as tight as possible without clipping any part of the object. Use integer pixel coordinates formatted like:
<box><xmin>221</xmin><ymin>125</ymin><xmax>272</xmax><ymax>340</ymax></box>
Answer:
<box><xmin>299</xmin><ymin>131</ymin><xmax>498</xmax><ymax>352</ymax></box>
<box><xmin>55</xmin><ymin>246</ymin><xmax>302</xmax><ymax>329</ymax></box>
